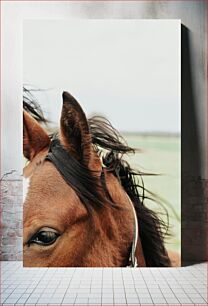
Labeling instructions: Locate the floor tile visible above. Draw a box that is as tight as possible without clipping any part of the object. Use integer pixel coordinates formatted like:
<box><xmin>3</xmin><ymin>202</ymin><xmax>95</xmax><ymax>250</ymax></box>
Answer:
<box><xmin>0</xmin><ymin>261</ymin><xmax>207</xmax><ymax>305</ymax></box>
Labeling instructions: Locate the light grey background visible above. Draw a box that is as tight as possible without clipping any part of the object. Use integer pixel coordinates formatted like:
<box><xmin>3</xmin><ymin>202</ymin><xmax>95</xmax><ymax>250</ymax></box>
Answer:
<box><xmin>23</xmin><ymin>19</ymin><xmax>180</xmax><ymax>133</ymax></box>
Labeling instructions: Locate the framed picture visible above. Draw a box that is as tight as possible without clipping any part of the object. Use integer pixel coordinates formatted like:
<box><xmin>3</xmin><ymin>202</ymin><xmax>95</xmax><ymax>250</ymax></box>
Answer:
<box><xmin>23</xmin><ymin>19</ymin><xmax>181</xmax><ymax>267</ymax></box>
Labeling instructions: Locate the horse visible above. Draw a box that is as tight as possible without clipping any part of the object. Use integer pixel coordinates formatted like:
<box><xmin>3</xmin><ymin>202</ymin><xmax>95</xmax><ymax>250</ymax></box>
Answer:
<box><xmin>23</xmin><ymin>90</ymin><xmax>174</xmax><ymax>267</ymax></box>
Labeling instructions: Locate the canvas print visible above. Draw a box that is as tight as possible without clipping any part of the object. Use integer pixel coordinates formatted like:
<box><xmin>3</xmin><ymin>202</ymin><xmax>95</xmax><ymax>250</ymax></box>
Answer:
<box><xmin>23</xmin><ymin>20</ymin><xmax>180</xmax><ymax>267</ymax></box>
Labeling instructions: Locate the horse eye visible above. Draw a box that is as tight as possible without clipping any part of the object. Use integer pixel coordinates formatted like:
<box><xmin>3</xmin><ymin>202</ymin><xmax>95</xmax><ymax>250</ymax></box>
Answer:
<box><xmin>28</xmin><ymin>229</ymin><xmax>60</xmax><ymax>246</ymax></box>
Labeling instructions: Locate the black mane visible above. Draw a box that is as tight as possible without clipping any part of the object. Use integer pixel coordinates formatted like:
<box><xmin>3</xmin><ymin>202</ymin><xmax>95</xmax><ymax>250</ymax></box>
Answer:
<box><xmin>23</xmin><ymin>89</ymin><xmax>171</xmax><ymax>267</ymax></box>
<box><xmin>23</xmin><ymin>87</ymin><xmax>48</xmax><ymax>123</ymax></box>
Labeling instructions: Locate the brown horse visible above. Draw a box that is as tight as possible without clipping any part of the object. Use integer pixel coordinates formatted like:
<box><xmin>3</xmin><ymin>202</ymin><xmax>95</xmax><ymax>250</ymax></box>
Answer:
<box><xmin>23</xmin><ymin>91</ymin><xmax>174</xmax><ymax>267</ymax></box>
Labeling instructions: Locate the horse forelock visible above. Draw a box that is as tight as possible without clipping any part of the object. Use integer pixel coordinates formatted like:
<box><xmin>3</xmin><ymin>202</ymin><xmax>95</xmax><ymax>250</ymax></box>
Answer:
<box><xmin>45</xmin><ymin>137</ymin><xmax>109</xmax><ymax>212</ymax></box>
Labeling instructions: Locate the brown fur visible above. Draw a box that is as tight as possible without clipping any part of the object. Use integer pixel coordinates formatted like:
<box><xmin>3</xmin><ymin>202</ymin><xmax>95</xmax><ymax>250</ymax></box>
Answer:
<box><xmin>23</xmin><ymin>111</ymin><xmax>50</xmax><ymax>160</ymax></box>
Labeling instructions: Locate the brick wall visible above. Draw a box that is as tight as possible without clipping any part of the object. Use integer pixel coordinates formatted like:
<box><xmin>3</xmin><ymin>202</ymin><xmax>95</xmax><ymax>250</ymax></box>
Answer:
<box><xmin>182</xmin><ymin>177</ymin><xmax>208</xmax><ymax>265</ymax></box>
<box><xmin>0</xmin><ymin>172</ymin><xmax>23</xmax><ymax>260</ymax></box>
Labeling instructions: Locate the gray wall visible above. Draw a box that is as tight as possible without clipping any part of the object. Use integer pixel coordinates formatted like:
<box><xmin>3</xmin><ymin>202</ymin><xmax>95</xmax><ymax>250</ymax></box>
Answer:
<box><xmin>1</xmin><ymin>1</ymin><xmax>207</xmax><ymax>264</ymax></box>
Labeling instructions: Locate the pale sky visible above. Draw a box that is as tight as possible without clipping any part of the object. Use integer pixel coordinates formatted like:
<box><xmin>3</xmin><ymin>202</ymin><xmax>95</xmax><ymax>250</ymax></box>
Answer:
<box><xmin>23</xmin><ymin>20</ymin><xmax>180</xmax><ymax>133</ymax></box>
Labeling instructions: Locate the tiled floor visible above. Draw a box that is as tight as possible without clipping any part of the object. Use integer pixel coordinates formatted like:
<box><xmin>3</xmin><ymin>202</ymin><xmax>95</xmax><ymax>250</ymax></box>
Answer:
<box><xmin>0</xmin><ymin>262</ymin><xmax>207</xmax><ymax>305</ymax></box>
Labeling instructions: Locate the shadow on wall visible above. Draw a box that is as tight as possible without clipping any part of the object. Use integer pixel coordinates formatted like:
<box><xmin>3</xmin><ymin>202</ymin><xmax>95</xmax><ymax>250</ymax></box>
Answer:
<box><xmin>181</xmin><ymin>25</ymin><xmax>207</xmax><ymax>266</ymax></box>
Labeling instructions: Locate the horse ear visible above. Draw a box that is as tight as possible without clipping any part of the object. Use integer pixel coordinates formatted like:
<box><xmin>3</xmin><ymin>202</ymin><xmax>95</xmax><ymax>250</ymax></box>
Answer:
<box><xmin>60</xmin><ymin>91</ymin><xmax>101</xmax><ymax>171</ymax></box>
<box><xmin>23</xmin><ymin>111</ymin><xmax>50</xmax><ymax>160</ymax></box>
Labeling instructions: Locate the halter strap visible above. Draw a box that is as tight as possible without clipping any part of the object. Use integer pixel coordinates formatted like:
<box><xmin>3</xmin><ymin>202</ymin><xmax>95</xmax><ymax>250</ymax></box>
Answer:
<box><xmin>126</xmin><ymin>193</ymin><xmax>138</xmax><ymax>267</ymax></box>
<box><xmin>101</xmin><ymin>168</ymin><xmax>138</xmax><ymax>267</ymax></box>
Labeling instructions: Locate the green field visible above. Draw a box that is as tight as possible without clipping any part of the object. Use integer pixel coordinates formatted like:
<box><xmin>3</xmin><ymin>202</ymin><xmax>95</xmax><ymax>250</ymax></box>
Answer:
<box><xmin>123</xmin><ymin>133</ymin><xmax>181</xmax><ymax>254</ymax></box>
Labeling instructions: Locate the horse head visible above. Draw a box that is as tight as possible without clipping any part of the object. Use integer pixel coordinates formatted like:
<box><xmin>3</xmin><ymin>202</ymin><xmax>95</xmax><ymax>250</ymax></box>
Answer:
<box><xmin>23</xmin><ymin>91</ymin><xmax>171</xmax><ymax>267</ymax></box>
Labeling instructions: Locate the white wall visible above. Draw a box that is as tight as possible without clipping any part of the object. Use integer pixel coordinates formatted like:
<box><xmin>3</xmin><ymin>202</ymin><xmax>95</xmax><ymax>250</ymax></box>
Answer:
<box><xmin>1</xmin><ymin>0</ymin><xmax>207</xmax><ymax>265</ymax></box>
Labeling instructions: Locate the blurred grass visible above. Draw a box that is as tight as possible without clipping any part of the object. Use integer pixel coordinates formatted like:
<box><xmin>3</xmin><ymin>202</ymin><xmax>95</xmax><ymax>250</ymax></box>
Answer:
<box><xmin>123</xmin><ymin>133</ymin><xmax>181</xmax><ymax>254</ymax></box>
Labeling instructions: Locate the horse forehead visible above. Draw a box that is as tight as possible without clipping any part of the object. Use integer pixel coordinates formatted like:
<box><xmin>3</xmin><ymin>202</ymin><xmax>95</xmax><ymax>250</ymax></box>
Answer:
<box><xmin>30</xmin><ymin>160</ymin><xmax>67</xmax><ymax>189</ymax></box>
<box><xmin>26</xmin><ymin>161</ymin><xmax>77</xmax><ymax>204</ymax></box>
<box><xmin>24</xmin><ymin>161</ymin><xmax>82</xmax><ymax>214</ymax></box>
